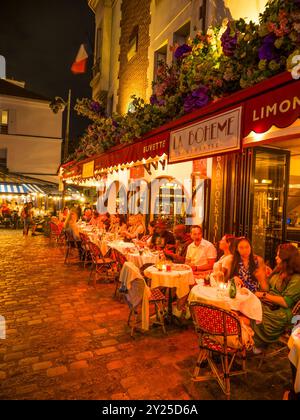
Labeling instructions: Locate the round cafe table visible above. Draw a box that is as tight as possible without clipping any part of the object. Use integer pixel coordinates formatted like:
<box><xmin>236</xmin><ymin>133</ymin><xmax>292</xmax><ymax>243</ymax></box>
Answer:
<box><xmin>125</xmin><ymin>251</ymin><xmax>160</xmax><ymax>268</ymax></box>
<box><xmin>188</xmin><ymin>283</ymin><xmax>262</xmax><ymax>322</ymax></box>
<box><xmin>144</xmin><ymin>264</ymin><xmax>195</xmax><ymax>322</ymax></box>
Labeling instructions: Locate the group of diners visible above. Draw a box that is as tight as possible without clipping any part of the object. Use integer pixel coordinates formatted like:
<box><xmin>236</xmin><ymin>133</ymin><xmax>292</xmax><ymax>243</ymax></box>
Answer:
<box><xmin>56</xmin><ymin>208</ymin><xmax>300</xmax><ymax>355</ymax></box>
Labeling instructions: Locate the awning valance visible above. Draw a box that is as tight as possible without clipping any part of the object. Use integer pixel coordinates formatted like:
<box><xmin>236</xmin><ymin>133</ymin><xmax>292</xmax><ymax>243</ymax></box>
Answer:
<box><xmin>0</xmin><ymin>183</ymin><xmax>45</xmax><ymax>195</ymax></box>
<box><xmin>63</xmin><ymin>132</ymin><xmax>169</xmax><ymax>180</ymax></box>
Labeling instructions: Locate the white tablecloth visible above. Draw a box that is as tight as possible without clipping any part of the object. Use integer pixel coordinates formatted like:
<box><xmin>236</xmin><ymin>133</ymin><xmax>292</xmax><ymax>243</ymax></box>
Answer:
<box><xmin>144</xmin><ymin>264</ymin><xmax>194</xmax><ymax>299</ymax></box>
<box><xmin>288</xmin><ymin>324</ymin><xmax>300</xmax><ymax>393</ymax></box>
<box><xmin>125</xmin><ymin>252</ymin><xmax>159</xmax><ymax>268</ymax></box>
<box><xmin>188</xmin><ymin>284</ymin><xmax>262</xmax><ymax>321</ymax></box>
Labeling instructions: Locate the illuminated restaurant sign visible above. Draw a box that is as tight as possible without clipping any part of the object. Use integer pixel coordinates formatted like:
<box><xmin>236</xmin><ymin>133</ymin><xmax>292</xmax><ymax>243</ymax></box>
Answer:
<box><xmin>169</xmin><ymin>107</ymin><xmax>242</xmax><ymax>163</ymax></box>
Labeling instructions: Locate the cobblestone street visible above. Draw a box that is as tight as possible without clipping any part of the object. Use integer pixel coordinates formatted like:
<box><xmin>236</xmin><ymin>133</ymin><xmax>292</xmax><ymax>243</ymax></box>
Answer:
<box><xmin>0</xmin><ymin>230</ymin><xmax>292</xmax><ymax>400</ymax></box>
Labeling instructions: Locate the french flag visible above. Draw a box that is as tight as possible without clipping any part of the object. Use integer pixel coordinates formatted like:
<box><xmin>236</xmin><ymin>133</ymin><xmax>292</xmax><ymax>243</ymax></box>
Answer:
<box><xmin>71</xmin><ymin>44</ymin><xmax>89</xmax><ymax>74</ymax></box>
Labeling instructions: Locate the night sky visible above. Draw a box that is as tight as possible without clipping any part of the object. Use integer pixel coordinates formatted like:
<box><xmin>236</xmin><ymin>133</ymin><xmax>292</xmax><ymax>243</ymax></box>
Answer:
<box><xmin>0</xmin><ymin>0</ymin><xmax>95</xmax><ymax>154</ymax></box>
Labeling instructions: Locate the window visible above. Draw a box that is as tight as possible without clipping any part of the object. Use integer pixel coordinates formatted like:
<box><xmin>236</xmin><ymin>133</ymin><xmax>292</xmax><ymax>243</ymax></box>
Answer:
<box><xmin>0</xmin><ymin>149</ymin><xmax>7</xmax><ymax>169</ymax></box>
<box><xmin>0</xmin><ymin>110</ymin><xmax>8</xmax><ymax>134</ymax></box>
<box><xmin>199</xmin><ymin>0</ymin><xmax>207</xmax><ymax>32</ymax></box>
<box><xmin>127</xmin><ymin>26</ymin><xmax>139</xmax><ymax>61</ymax></box>
<box><xmin>154</xmin><ymin>44</ymin><xmax>167</xmax><ymax>82</ymax></box>
<box><xmin>173</xmin><ymin>21</ymin><xmax>191</xmax><ymax>48</ymax></box>
<box><xmin>93</xmin><ymin>27</ymin><xmax>102</xmax><ymax>78</ymax></box>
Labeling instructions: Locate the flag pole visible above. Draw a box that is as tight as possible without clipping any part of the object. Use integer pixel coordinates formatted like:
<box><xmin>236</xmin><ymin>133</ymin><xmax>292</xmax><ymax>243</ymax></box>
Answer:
<box><xmin>63</xmin><ymin>89</ymin><xmax>72</xmax><ymax>162</ymax></box>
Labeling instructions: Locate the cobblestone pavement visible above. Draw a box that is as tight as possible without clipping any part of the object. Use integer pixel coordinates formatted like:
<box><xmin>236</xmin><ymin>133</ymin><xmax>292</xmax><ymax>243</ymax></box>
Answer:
<box><xmin>0</xmin><ymin>230</ymin><xmax>292</xmax><ymax>400</ymax></box>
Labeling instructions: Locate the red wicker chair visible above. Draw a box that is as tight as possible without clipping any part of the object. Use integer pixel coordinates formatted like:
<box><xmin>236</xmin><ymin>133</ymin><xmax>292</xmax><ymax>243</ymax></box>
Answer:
<box><xmin>112</xmin><ymin>249</ymin><xmax>128</xmax><ymax>298</ymax></box>
<box><xmin>125</xmin><ymin>277</ymin><xmax>167</xmax><ymax>337</ymax></box>
<box><xmin>49</xmin><ymin>222</ymin><xmax>64</xmax><ymax>245</ymax></box>
<box><xmin>87</xmin><ymin>241</ymin><xmax>115</xmax><ymax>287</ymax></box>
<box><xmin>79</xmin><ymin>232</ymin><xmax>91</xmax><ymax>268</ymax></box>
<box><xmin>190</xmin><ymin>302</ymin><xmax>247</xmax><ymax>400</ymax></box>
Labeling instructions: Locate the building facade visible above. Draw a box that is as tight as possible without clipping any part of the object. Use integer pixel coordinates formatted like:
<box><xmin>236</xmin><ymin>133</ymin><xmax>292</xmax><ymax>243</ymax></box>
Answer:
<box><xmin>88</xmin><ymin>0</ymin><xmax>268</xmax><ymax>112</ymax></box>
<box><xmin>0</xmin><ymin>79</ymin><xmax>62</xmax><ymax>184</ymax></box>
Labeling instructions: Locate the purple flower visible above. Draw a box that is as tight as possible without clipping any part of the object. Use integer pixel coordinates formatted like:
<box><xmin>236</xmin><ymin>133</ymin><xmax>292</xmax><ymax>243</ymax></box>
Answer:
<box><xmin>90</xmin><ymin>101</ymin><xmax>102</xmax><ymax>113</ymax></box>
<box><xmin>258</xmin><ymin>34</ymin><xmax>279</xmax><ymax>61</ymax></box>
<box><xmin>221</xmin><ymin>24</ymin><xmax>238</xmax><ymax>57</ymax></box>
<box><xmin>150</xmin><ymin>94</ymin><xmax>158</xmax><ymax>105</ymax></box>
<box><xmin>150</xmin><ymin>95</ymin><xmax>165</xmax><ymax>106</ymax></box>
<box><xmin>183</xmin><ymin>86</ymin><xmax>209</xmax><ymax>113</ymax></box>
<box><xmin>174</xmin><ymin>44</ymin><xmax>192</xmax><ymax>60</ymax></box>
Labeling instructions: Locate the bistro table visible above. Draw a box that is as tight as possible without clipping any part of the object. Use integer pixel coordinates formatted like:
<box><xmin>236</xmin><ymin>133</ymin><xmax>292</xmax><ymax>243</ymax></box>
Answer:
<box><xmin>144</xmin><ymin>264</ymin><xmax>195</xmax><ymax>322</ymax></box>
<box><xmin>125</xmin><ymin>250</ymin><xmax>160</xmax><ymax>268</ymax></box>
<box><xmin>188</xmin><ymin>282</ymin><xmax>262</xmax><ymax>322</ymax></box>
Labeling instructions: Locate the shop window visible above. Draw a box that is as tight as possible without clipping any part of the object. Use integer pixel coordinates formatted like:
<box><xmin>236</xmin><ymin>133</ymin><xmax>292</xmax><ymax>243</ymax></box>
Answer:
<box><xmin>0</xmin><ymin>110</ymin><xmax>8</xmax><ymax>134</ymax></box>
<box><xmin>0</xmin><ymin>148</ymin><xmax>7</xmax><ymax>169</ymax></box>
<box><xmin>152</xmin><ymin>178</ymin><xmax>187</xmax><ymax>226</ymax></box>
<box><xmin>93</xmin><ymin>27</ymin><xmax>102</xmax><ymax>78</ymax></box>
<box><xmin>153</xmin><ymin>44</ymin><xmax>167</xmax><ymax>82</ymax></box>
<box><xmin>127</xmin><ymin>26</ymin><xmax>139</xmax><ymax>62</ymax></box>
<box><xmin>251</xmin><ymin>149</ymin><xmax>289</xmax><ymax>266</ymax></box>
<box><xmin>198</xmin><ymin>0</ymin><xmax>207</xmax><ymax>32</ymax></box>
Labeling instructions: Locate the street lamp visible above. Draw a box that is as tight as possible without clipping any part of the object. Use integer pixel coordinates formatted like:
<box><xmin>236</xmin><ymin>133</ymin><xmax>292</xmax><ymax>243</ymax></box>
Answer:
<box><xmin>49</xmin><ymin>89</ymin><xmax>71</xmax><ymax>162</ymax></box>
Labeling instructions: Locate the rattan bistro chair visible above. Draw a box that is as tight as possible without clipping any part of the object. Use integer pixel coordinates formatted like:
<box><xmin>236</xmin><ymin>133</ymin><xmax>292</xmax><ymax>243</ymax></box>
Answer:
<box><xmin>126</xmin><ymin>277</ymin><xmax>167</xmax><ymax>337</ymax></box>
<box><xmin>87</xmin><ymin>241</ymin><xmax>115</xmax><ymax>287</ymax></box>
<box><xmin>190</xmin><ymin>302</ymin><xmax>247</xmax><ymax>400</ymax></box>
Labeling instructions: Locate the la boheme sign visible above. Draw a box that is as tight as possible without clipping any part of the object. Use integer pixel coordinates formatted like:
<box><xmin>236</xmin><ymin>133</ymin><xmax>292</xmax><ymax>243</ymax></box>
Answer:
<box><xmin>169</xmin><ymin>107</ymin><xmax>242</xmax><ymax>163</ymax></box>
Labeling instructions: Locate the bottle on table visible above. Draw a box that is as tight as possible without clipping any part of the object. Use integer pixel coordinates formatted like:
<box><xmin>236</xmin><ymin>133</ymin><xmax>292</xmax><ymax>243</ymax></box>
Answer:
<box><xmin>229</xmin><ymin>277</ymin><xmax>237</xmax><ymax>299</ymax></box>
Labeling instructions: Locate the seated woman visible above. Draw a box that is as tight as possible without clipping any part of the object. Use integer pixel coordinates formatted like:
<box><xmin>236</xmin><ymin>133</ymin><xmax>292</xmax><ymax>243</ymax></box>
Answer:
<box><xmin>223</xmin><ymin>236</ymin><xmax>265</xmax><ymax>293</ymax></box>
<box><xmin>134</xmin><ymin>221</ymin><xmax>156</xmax><ymax>247</ymax></box>
<box><xmin>109</xmin><ymin>214</ymin><xmax>127</xmax><ymax>235</ymax></box>
<box><xmin>64</xmin><ymin>208</ymin><xmax>84</xmax><ymax>259</ymax></box>
<box><xmin>251</xmin><ymin>243</ymin><xmax>300</xmax><ymax>352</ymax></box>
<box><xmin>121</xmin><ymin>214</ymin><xmax>145</xmax><ymax>241</ymax></box>
<box><xmin>89</xmin><ymin>209</ymin><xmax>104</xmax><ymax>229</ymax></box>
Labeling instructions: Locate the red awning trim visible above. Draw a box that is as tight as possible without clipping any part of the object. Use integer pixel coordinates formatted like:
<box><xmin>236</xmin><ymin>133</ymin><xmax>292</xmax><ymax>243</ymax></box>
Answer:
<box><xmin>243</xmin><ymin>77</ymin><xmax>300</xmax><ymax>136</ymax></box>
<box><xmin>62</xmin><ymin>72</ymin><xmax>299</xmax><ymax>180</ymax></box>
<box><xmin>94</xmin><ymin>131</ymin><xmax>168</xmax><ymax>172</ymax></box>
<box><xmin>62</xmin><ymin>132</ymin><xmax>169</xmax><ymax>179</ymax></box>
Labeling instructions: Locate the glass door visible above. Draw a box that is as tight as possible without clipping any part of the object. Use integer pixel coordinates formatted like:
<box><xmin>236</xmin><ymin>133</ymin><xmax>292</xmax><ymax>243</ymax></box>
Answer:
<box><xmin>251</xmin><ymin>148</ymin><xmax>289</xmax><ymax>267</ymax></box>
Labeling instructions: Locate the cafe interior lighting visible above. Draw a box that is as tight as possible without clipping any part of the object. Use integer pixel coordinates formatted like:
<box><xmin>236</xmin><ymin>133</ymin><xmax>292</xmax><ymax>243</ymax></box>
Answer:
<box><xmin>261</xmin><ymin>179</ymin><xmax>273</xmax><ymax>184</ymax></box>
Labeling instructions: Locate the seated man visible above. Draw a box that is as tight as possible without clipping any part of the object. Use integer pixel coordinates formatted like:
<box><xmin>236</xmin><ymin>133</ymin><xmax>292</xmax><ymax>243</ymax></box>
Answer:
<box><xmin>150</xmin><ymin>221</ymin><xmax>175</xmax><ymax>250</ymax></box>
<box><xmin>164</xmin><ymin>225</ymin><xmax>192</xmax><ymax>263</ymax></box>
<box><xmin>185</xmin><ymin>225</ymin><xmax>217</xmax><ymax>272</ymax></box>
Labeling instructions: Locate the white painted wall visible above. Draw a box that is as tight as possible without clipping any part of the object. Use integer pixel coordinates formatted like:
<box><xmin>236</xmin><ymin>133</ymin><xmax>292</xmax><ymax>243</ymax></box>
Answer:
<box><xmin>0</xmin><ymin>95</ymin><xmax>62</xmax><ymax>182</ymax></box>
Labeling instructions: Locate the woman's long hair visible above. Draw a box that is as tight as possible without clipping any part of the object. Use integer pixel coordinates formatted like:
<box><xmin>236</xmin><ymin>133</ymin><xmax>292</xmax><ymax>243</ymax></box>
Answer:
<box><xmin>229</xmin><ymin>237</ymin><xmax>257</xmax><ymax>280</ymax></box>
<box><xmin>275</xmin><ymin>243</ymin><xmax>300</xmax><ymax>290</ymax></box>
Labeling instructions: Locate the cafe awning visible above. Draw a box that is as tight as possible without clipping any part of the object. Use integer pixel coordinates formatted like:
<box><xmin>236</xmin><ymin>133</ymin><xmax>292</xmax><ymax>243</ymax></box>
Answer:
<box><xmin>62</xmin><ymin>131</ymin><xmax>169</xmax><ymax>181</ymax></box>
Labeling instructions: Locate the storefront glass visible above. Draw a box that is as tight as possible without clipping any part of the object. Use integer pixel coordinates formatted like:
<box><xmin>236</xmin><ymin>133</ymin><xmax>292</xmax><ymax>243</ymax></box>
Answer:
<box><xmin>251</xmin><ymin>148</ymin><xmax>289</xmax><ymax>266</ymax></box>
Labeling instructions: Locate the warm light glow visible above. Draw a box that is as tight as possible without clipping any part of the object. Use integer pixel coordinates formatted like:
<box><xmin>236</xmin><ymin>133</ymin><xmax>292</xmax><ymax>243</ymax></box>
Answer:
<box><xmin>261</xmin><ymin>179</ymin><xmax>272</xmax><ymax>184</ymax></box>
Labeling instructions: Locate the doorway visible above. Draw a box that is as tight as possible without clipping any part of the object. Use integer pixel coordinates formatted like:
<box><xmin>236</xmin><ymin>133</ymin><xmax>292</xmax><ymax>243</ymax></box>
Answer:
<box><xmin>251</xmin><ymin>148</ymin><xmax>290</xmax><ymax>266</ymax></box>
